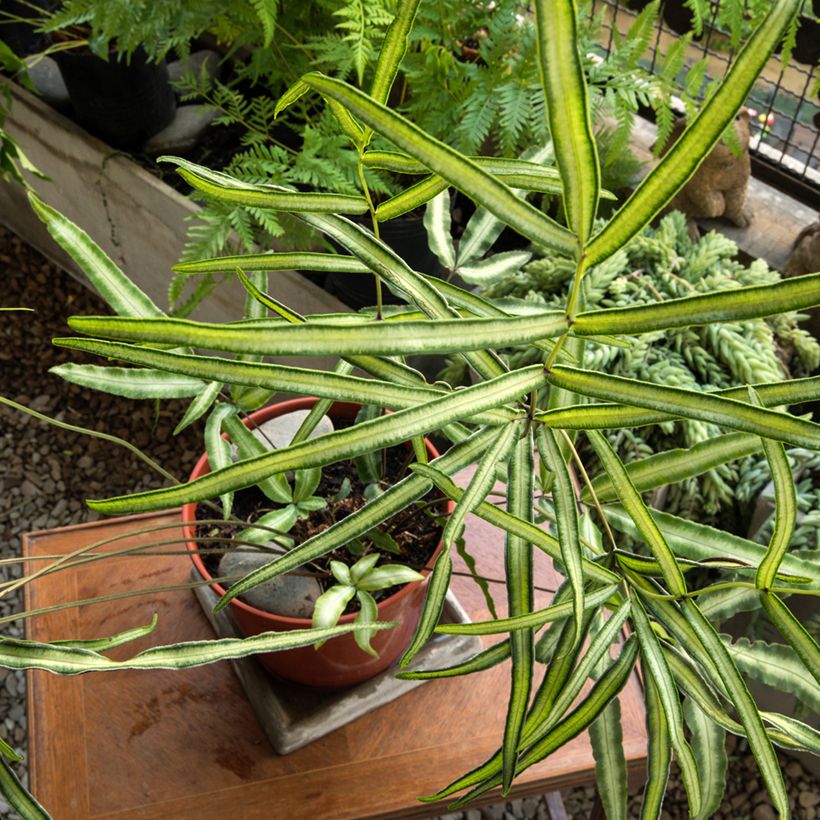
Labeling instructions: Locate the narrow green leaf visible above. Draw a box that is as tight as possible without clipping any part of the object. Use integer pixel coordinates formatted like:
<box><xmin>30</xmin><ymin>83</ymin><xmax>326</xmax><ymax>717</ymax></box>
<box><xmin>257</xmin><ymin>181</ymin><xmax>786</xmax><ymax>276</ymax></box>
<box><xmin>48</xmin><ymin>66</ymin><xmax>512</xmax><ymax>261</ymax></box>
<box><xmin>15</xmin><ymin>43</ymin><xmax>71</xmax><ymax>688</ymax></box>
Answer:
<box><xmin>540</xmin><ymin>375</ymin><xmax>820</xmax><ymax>431</ymax></box>
<box><xmin>368</xmin><ymin>0</ymin><xmax>420</xmax><ymax>109</ymax></box>
<box><xmin>174</xmin><ymin>380</ymin><xmax>223</xmax><ymax>435</ymax></box>
<box><xmin>545</xmin><ymin>367</ymin><xmax>820</xmax><ymax>451</ymax></box>
<box><xmin>574</xmin><ymin>272</ymin><xmax>820</xmax><ymax>336</ymax></box>
<box><xmin>534</xmin><ymin>0</ymin><xmax>599</xmax><ymax>244</ymax></box>
<box><xmin>458</xmin><ymin>251</ymin><xmax>533</xmax><ymax>287</ymax></box>
<box><xmin>590</xmin><ymin>696</ymin><xmax>627</xmax><ymax>820</ymax></box>
<box><xmin>87</xmin><ymin>367</ymin><xmax>540</xmax><ymax>516</ymax></box>
<box><xmin>160</xmin><ymin>160</ymin><xmax>369</xmax><ymax>214</ymax></box>
<box><xmin>399</xmin><ymin>547</ymin><xmax>452</xmax><ymax>667</ymax></box>
<box><xmin>54</xmin><ymin>337</ymin><xmax>492</xmax><ymax>419</ymax></box>
<box><xmin>605</xmin><ymin>505</ymin><xmax>820</xmax><ymax>584</ymax></box>
<box><xmin>27</xmin><ymin>192</ymin><xmax>163</xmax><ymax>318</ymax></box>
<box><xmin>0</xmin><ymin>758</ymin><xmax>49</xmax><ymax>820</ymax></box>
<box><xmin>67</xmin><ymin>312</ymin><xmax>568</xmax><ymax>357</ymax></box>
<box><xmin>298</xmin><ymin>73</ymin><xmax>577</xmax><ymax>255</ymax></box>
<box><xmin>585</xmin><ymin>0</ymin><xmax>800</xmax><ymax>268</ymax></box>
<box><xmin>536</xmin><ymin>426</ymin><xmax>585</xmax><ymax>641</ymax></box>
<box><xmin>376</xmin><ymin>174</ymin><xmax>449</xmax><ymax>222</ymax></box>
<box><xmin>752</xmin><ymin>388</ymin><xmax>797</xmax><ymax>591</ymax></box>
<box><xmin>756</xmin><ymin>596</ymin><xmax>820</xmax><ymax>689</ymax></box>
<box><xmin>501</xmin><ymin>430</ymin><xmax>535</xmax><ymax>793</ymax></box>
<box><xmin>640</xmin><ymin>673</ymin><xmax>671</xmax><ymax>820</ymax></box>
<box><xmin>436</xmin><ymin>584</ymin><xmax>617</xmax><ymax>635</ymax></box>
<box><xmin>588</xmin><ymin>431</ymin><xmax>687</xmax><ymax>596</ymax></box>
<box><xmin>683</xmin><ymin>697</ymin><xmax>727</xmax><ymax>820</ymax></box>
<box><xmin>396</xmin><ymin>640</ymin><xmax>510</xmax><ymax>680</ymax></box>
<box><xmin>423</xmin><ymin>189</ymin><xmax>455</xmax><ymax>271</ymax></box>
<box><xmin>0</xmin><ymin>622</ymin><xmax>389</xmax><ymax>673</ymax></box>
<box><xmin>171</xmin><ymin>252</ymin><xmax>370</xmax><ymax>275</ymax></box>
<box><xmin>273</xmin><ymin>78</ymin><xmax>309</xmax><ymax>117</ymax></box>
<box><xmin>442</xmin><ymin>422</ymin><xmax>520</xmax><ymax>549</ymax></box>
<box><xmin>632</xmin><ymin>598</ymin><xmax>701</xmax><ymax>817</ymax></box>
<box><xmin>583</xmin><ymin>432</ymin><xmax>762</xmax><ymax>505</ymax></box>
<box><xmin>682</xmin><ymin>601</ymin><xmax>788</xmax><ymax>817</ymax></box>
<box><xmin>49</xmin><ymin>363</ymin><xmax>205</xmax><ymax>399</ymax></box>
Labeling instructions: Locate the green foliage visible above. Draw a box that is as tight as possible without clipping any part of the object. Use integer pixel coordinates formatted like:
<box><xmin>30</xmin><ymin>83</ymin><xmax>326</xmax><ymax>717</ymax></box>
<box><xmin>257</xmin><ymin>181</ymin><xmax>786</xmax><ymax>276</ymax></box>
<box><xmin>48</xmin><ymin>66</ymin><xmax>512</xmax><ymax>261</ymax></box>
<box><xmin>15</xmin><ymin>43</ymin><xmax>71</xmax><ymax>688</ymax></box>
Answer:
<box><xmin>43</xmin><ymin>0</ymin><xmax>277</xmax><ymax>59</ymax></box>
<box><xmin>480</xmin><ymin>211</ymin><xmax>820</xmax><ymax>522</ymax></box>
<box><xmin>8</xmin><ymin>1</ymin><xmax>818</xmax><ymax>816</ymax></box>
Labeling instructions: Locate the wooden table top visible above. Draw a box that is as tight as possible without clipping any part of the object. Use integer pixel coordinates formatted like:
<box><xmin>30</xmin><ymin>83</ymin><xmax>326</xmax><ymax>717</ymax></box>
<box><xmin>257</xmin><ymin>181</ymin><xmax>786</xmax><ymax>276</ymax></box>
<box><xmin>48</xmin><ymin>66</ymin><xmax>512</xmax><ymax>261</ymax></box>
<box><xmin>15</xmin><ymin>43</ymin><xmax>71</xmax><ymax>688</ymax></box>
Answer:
<box><xmin>24</xmin><ymin>489</ymin><xmax>646</xmax><ymax>819</ymax></box>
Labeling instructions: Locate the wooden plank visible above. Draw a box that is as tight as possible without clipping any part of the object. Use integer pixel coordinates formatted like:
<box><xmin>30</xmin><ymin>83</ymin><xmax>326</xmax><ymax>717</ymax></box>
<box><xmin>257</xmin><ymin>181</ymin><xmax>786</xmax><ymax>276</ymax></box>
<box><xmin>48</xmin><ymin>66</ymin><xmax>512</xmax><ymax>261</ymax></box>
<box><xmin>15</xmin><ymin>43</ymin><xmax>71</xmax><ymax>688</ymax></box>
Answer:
<box><xmin>0</xmin><ymin>81</ymin><xmax>348</xmax><ymax>332</ymax></box>
<box><xmin>23</xmin><ymin>480</ymin><xmax>647</xmax><ymax>819</ymax></box>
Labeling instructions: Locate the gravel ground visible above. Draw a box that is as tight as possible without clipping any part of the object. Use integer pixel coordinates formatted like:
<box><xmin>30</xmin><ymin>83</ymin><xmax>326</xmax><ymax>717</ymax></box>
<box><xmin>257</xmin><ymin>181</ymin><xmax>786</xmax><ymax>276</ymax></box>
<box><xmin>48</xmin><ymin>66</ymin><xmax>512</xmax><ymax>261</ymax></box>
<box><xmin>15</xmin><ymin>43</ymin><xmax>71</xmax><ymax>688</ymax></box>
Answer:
<box><xmin>0</xmin><ymin>225</ymin><xmax>817</xmax><ymax>819</ymax></box>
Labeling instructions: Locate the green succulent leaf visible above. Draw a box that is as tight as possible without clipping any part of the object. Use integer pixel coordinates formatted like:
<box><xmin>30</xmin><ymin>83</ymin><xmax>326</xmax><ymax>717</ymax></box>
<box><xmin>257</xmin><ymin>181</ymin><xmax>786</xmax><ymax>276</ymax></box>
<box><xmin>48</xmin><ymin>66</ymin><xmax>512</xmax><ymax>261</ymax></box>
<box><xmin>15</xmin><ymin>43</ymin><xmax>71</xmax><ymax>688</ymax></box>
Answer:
<box><xmin>66</xmin><ymin>312</ymin><xmax>568</xmax><ymax>357</ymax></box>
<box><xmin>544</xmin><ymin>367</ymin><xmax>820</xmax><ymax>450</ymax></box>
<box><xmin>298</xmin><ymin>73</ymin><xmax>577</xmax><ymax>256</ymax></box>
<box><xmin>573</xmin><ymin>272</ymin><xmax>820</xmax><ymax>336</ymax></box>
<box><xmin>534</xmin><ymin>0</ymin><xmax>599</xmax><ymax>245</ymax></box>
<box><xmin>683</xmin><ymin>696</ymin><xmax>727</xmax><ymax>820</ymax></box>
<box><xmin>172</xmin><ymin>252</ymin><xmax>370</xmax><ymax>275</ymax></box>
<box><xmin>27</xmin><ymin>192</ymin><xmax>163</xmax><ymax>318</ymax></box>
<box><xmin>49</xmin><ymin>364</ymin><xmax>206</xmax><ymax>399</ymax></box>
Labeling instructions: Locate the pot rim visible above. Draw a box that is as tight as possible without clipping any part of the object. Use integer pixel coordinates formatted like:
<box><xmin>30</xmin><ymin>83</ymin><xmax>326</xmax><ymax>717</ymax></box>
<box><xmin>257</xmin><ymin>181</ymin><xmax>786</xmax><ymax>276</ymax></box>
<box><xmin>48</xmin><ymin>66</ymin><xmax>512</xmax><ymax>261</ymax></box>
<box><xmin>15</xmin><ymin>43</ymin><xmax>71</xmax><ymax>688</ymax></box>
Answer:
<box><xmin>183</xmin><ymin>397</ymin><xmax>447</xmax><ymax>627</ymax></box>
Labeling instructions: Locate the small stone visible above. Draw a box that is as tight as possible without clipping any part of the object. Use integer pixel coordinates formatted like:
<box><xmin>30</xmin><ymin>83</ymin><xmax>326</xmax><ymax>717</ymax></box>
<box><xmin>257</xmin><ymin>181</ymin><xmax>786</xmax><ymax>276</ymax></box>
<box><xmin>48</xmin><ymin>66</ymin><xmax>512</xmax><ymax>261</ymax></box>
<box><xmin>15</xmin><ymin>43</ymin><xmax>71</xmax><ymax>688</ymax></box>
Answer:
<box><xmin>660</xmin><ymin>811</ymin><xmax>672</xmax><ymax>820</ymax></box>
<box><xmin>20</xmin><ymin>479</ymin><xmax>37</xmax><ymax>498</ymax></box>
<box><xmin>167</xmin><ymin>49</ymin><xmax>221</xmax><ymax>87</ymax></box>
<box><xmin>25</xmin><ymin>55</ymin><xmax>70</xmax><ymax>110</ymax></box>
<box><xmin>219</xmin><ymin>550</ymin><xmax>321</xmax><ymax>618</ymax></box>
<box><xmin>483</xmin><ymin>806</ymin><xmax>506</xmax><ymax>820</ymax></box>
<box><xmin>753</xmin><ymin>805</ymin><xmax>776</xmax><ymax>820</ymax></box>
<box><xmin>77</xmin><ymin>455</ymin><xmax>93</xmax><ymax>470</ymax></box>
<box><xmin>800</xmin><ymin>792</ymin><xmax>819</xmax><ymax>809</ymax></box>
<box><xmin>143</xmin><ymin>105</ymin><xmax>219</xmax><ymax>154</ymax></box>
<box><xmin>786</xmin><ymin>761</ymin><xmax>804</xmax><ymax>779</ymax></box>
<box><xmin>465</xmin><ymin>810</ymin><xmax>482</xmax><ymax>820</ymax></box>
<box><xmin>522</xmin><ymin>797</ymin><xmax>539</xmax><ymax>818</ymax></box>
<box><xmin>251</xmin><ymin>411</ymin><xmax>335</xmax><ymax>451</ymax></box>
<box><xmin>509</xmin><ymin>799</ymin><xmax>524</xmax><ymax>816</ymax></box>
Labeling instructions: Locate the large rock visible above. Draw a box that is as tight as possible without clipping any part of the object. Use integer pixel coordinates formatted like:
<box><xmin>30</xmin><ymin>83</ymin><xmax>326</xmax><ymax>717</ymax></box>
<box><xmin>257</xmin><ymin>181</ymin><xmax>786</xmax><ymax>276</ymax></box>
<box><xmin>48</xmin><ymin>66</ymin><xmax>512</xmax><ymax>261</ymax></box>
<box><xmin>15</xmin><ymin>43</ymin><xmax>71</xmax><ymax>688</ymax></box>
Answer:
<box><xmin>219</xmin><ymin>549</ymin><xmax>322</xmax><ymax>618</ymax></box>
<box><xmin>25</xmin><ymin>56</ymin><xmax>70</xmax><ymax>111</ymax></box>
<box><xmin>166</xmin><ymin>49</ymin><xmax>221</xmax><ymax>87</ymax></box>
<box><xmin>143</xmin><ymin>104</ymin><xmax>219</xmax><ymax>154</ymax></box>
<box><xmin>251</xmin><ymin>410</ymin><xmax>334</xmax><ymax>450</ymax></box>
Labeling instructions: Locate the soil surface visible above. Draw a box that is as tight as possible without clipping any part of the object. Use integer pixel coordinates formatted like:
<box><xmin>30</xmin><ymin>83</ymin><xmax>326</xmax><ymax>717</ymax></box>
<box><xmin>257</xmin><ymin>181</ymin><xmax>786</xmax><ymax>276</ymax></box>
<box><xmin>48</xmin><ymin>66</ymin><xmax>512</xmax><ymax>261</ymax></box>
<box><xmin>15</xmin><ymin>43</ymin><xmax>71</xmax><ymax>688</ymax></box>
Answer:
<box><xmin>197</xmin><ymin>449</ymin><xmax>447</xmax><ymax>605</ymax></box>
<box><xmin>0</xmin><ymin>225</ymin><xmax>818</xmax><ymax>820</ymax></box>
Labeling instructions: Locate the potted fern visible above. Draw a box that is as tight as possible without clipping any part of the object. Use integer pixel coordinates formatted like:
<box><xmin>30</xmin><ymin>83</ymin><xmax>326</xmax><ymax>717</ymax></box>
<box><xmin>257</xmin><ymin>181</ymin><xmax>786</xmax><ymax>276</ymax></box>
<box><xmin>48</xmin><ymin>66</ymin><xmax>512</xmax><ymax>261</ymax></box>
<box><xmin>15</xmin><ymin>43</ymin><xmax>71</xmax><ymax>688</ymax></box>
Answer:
<box><xmin>4</xmin><ymin>0</ymin><xmax>820</xmax><ymax>816</ymax></box>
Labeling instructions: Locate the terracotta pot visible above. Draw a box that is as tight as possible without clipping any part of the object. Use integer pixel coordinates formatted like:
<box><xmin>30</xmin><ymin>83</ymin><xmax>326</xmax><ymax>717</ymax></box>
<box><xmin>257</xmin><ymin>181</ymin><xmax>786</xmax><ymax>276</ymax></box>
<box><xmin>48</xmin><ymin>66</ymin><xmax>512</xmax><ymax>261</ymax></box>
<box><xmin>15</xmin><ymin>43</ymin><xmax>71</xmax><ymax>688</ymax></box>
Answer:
<box><xmin>183</xmin><ymin>398</ymin><xmax>446</xmax><ymax>689</ymax></box>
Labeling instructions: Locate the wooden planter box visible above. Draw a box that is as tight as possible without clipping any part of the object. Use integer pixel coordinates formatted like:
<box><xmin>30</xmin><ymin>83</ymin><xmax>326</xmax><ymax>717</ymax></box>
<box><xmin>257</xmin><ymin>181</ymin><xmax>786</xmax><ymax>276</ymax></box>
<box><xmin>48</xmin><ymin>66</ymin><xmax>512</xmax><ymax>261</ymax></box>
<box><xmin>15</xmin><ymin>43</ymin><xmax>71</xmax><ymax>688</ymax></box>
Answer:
<box><xmin>0</xmin><ymin>81</ymin><xmax>346</xmax><ymax>327</ymax></box>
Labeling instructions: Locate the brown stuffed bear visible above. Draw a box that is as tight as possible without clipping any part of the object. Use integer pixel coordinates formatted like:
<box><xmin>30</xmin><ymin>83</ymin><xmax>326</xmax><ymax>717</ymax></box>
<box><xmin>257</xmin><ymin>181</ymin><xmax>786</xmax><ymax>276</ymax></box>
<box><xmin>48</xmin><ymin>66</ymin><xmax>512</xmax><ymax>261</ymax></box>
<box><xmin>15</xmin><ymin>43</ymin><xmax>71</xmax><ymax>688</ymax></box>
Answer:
<box><xmin>657</xmin><ymin>110</ymin><xmax>753</xmax><ymax>229</ymax></box>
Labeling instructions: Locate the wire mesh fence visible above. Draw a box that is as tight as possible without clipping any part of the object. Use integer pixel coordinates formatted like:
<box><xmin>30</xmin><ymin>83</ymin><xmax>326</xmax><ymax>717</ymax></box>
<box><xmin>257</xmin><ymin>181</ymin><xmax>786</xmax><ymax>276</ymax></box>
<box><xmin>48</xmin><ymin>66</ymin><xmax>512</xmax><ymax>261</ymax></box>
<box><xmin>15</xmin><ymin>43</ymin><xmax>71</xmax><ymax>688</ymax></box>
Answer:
<box><xmin>588</xmin><ymin>0</ymin><xmax>819</xmax><ymax>198</ymax></box>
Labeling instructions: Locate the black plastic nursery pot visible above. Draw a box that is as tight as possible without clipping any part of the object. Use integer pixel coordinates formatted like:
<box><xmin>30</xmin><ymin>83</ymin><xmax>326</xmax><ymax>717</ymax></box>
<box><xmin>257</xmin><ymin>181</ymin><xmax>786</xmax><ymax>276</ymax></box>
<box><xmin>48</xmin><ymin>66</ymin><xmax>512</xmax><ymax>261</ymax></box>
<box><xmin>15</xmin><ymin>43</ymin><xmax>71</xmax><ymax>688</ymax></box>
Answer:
<box><xmin>54</xmin><ymin>46</ymin><xmax>176</xmax><ymax>150</ymax></box>
<box><xmin>0</xmin><ymin>0</ymin><xmax>55</xmax><ymax>56</ymax></box>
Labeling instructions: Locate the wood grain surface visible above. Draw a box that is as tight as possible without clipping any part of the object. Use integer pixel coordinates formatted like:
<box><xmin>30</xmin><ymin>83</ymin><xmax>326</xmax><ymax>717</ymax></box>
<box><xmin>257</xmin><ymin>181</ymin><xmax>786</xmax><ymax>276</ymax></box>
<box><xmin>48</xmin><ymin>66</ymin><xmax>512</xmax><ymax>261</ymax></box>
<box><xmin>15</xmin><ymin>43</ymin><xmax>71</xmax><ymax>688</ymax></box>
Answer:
<box><xmin>24</xmin><ymin>474</ymin><xmax>647</xmax><ymax>819</ymax></box>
